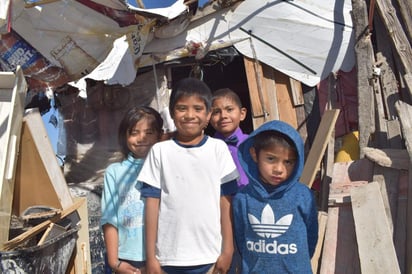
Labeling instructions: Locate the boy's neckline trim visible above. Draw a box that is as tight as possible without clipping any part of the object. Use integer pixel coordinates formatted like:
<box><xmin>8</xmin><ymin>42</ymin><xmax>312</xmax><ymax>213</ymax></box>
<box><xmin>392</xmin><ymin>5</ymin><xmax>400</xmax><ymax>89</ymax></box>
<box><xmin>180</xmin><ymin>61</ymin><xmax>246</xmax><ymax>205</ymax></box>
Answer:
<box><xmin>173</xmin><ymin>135</ymin><xmax>208</xmax><ymax>148</ymax></box>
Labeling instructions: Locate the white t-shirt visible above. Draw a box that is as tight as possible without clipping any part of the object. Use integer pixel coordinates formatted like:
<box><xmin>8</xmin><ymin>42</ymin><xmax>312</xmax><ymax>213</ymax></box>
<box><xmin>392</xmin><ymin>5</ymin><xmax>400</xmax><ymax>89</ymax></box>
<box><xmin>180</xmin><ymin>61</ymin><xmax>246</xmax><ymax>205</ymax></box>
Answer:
<box><xmin>137</xmin><ymin>136</ymin><xmax>239</xmax><ymax>266</ymax></box>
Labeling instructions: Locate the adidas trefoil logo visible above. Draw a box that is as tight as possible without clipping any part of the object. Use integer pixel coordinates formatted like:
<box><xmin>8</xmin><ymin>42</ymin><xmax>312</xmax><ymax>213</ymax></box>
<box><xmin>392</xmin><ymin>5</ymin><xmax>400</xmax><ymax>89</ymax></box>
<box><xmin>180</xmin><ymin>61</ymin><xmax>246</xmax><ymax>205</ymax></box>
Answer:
<box><xmin>248</xmin><ymin>204</ymin><xmax>293</xmax><ymax>238</ymax></box>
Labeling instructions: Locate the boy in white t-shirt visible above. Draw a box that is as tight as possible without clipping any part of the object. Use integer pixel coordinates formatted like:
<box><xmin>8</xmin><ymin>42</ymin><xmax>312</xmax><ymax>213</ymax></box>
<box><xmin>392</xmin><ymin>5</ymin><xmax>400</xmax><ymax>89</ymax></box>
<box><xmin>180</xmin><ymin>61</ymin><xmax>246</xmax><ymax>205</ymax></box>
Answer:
<box><xmin>138</xmin><ymin>77</ymin><xmax>239</xmax><ymax>274</ymax></box>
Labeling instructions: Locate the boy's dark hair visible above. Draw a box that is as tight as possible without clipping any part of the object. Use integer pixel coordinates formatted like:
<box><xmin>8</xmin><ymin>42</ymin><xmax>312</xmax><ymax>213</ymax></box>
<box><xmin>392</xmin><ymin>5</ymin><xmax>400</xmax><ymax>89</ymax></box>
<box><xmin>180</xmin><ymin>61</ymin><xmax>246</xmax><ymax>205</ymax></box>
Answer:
<box><xmin>253</xmin><ymin>130</ymin><xmax>297</xmax><ymax>156</ymax></box>
<box><xmin>169</xmin><ymin>77</ymin><xmax>212</xmax><ymax>117</ymax></box>
<box><xmin>212</xmin><ymin>88</ymin><xmax>243</xmax><ymax>108</ymax></box>
<box><xmin>118</xmin><ymin>106</ymin><xmax>163</xmax><ymax>157</ymax></box>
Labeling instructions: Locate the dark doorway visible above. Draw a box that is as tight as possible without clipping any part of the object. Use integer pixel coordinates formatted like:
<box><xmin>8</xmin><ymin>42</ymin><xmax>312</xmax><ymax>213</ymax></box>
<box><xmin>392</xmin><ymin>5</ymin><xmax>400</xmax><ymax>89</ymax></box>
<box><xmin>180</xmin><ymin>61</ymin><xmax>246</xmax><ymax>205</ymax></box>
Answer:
<box><xmin>169</xmin><ymin>48</ymin><xmax>253</xmax><ymax>135</ymax></box>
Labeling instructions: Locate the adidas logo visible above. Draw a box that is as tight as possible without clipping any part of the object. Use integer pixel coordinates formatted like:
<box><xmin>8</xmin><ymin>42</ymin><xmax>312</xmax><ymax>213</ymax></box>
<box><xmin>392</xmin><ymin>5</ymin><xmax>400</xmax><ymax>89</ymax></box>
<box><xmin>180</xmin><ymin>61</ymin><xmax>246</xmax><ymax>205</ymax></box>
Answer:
<box><xmin>246</xmin><ymin>204</ymin><xmax>297</xmax><ymax>254</ymax></box>
<box><xmin>248</xmin><ymin>204</ymin><xmax>293</xmax><ymax>238</ymax></box>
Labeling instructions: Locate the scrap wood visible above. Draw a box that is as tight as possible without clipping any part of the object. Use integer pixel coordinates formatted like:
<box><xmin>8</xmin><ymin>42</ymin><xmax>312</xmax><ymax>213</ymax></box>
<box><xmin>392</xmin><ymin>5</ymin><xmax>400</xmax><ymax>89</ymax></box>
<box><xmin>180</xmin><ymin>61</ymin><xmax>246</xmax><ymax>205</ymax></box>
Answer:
<box><xmin>37</xmin><ymin>223</ymin><xmax>67</xmax><ymax>246</ymax></box>
<box><xmin>319</xmin><ymin>204</ymin><xmax>360</xmax><ymax>273</ymax></box>
<box><xmin>1</xmin><ymin>198</ymin><xmax>84</xmax><ymax>251</ymax></box>
<box><xmin>351</xmin><ymin>181</ymin><xmax>401</xmax><ymax>273</ymax></box>
<box><xmin>301</xmin><ymin>109</ymin><xmax>340</xmax><ymax>187</ymax></box>
<box><xmin>37</xmin><ymin>223</ymin><xmax>54</xmax><ymax>246</ymax></box>
<box><xmin>328</xmin><ymin>180</ymin><xmax>368</xmax><ymax>205</ymax></box>
<box><xmin>363</xmin><ymin>147</ymin><xmax>409</xmax><ymax>170</ymax></box>
<box><xmin>395</xmin><ymin>100</ymin><xmax>412</xmax><ymax>273</ymax></box>
<box><xmin>311</xmin><ymin>211</ymin><xmax>328</xmax><ymax>274</ymax></box>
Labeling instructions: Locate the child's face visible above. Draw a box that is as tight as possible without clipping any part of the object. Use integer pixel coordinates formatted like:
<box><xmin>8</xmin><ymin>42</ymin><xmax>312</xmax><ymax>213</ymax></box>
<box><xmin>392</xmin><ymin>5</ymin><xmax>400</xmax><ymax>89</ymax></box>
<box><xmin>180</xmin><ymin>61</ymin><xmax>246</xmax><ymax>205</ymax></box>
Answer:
<box><xmin>127</xmin><ymin>117</ymin><xmax>159</xmax><ymax>158</ymax></box>
<box><xmin>210</xmin><ymin>96</ymin><xmax>246</xmax><ymax>138</ymax></box>
<box><xmin>250</xmin><ymin>144</ymin><xmax>296</xmax><ymax>186</ymax></box>
<box><xmin>172</xmin><ymin>95</ymin><xmax>211</xmax><ymax>144</ymax></box>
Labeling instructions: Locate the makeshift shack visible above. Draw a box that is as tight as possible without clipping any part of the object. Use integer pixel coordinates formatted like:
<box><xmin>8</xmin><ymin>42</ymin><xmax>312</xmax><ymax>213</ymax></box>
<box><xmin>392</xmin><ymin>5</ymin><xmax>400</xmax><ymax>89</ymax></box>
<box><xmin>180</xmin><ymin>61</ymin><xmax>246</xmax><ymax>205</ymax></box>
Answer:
<box><xmin>1</xmin><ymin>0</ymin><xmax>412</xmax><ymax>273</ymax></box>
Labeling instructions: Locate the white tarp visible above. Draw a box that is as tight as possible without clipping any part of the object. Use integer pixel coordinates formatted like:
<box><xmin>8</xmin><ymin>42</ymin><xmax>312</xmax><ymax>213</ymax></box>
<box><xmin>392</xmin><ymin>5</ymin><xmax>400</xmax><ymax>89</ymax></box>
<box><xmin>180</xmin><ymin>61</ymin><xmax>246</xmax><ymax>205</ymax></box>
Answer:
<box><xmin>139</xmin><ymin>0</ymin><xmax>355</xmax><ymax>87</ymax></box>
<box><xmin>229</xmin><ymin>0</ymin><xmax>355</xmax><ymax>86</ymax></box>
<box><xmin>2</xmin><ymin>0</ymin><xmax>355</xmax><ymax>88</ymax></box>
<box><xmin>9</xmin><ymin>0</ymin><xmax>129</xmax><ymax>79</ymax></box>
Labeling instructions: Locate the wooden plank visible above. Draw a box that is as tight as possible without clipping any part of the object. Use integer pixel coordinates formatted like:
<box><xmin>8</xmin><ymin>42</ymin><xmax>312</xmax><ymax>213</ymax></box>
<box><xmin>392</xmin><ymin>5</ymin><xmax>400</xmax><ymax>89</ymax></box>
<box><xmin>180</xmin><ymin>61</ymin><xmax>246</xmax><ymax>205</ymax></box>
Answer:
<box><xmin>376</xmin><ymin>0</ymin><xmax>412</xmax><ymax>99</ymax></box>
<box><xmin>376</xmin><ymin>0</ymin><xmax>412</xmax><ymax>73</ymax></box>
<box><xmin>351</xmin><ymin>182</ymin><xmax>401</xmax><ymax>273</ymax></box>
<box><xmin>67</xmin><ymin>197</ymin><xmax>92</xmax><ymax>274</ymax></box>
<box><xmin>0</xmin><ymin>67</ymin><xmax>27</xmax><ymax>245</ymax></box>
<box><xmin>319</xmin><ymin>160</ymin><xmax>373</xmax><ymax>274</ymax></box>
<box><xmin>320</xmin><ymin>205</ymin><xmax>361</xmax><ymax>274</ymax></box>
<box><xmin>393</xmin><ymin>0</ymin><xmax>412</xmax><ymax>43</ymax></box>
<box><xmin>13</xmin><ymin>108</ymin><xmax>73</xmax><ymax>216</ymax></box>
<box><xmin>371</xmin><ymin>56</ymin><xmax>390</xmax><ymax>148</ymax></box>
<box><xmin>319</xmin><ymin>123</ymin><xmax>335</xmax><ymax>211</ymax></box>
<box><xmin>243</xmin><ymin>56</ymin><xmax>278</xmax><ymax>129</ymax></box>
<box><xmin>328</xmin><ymin>180</ymin><xmax>368</xmax><ymax>205</ymax></box>
<box><xmin>244</xmin><ymin>56</ymin><xmax>265</xmax><ymax>118</ymax></box>
<box><xmin>405</xmin><ymin>73</ymin><xmax>412</xmax><ymax>103</ymax></box>
<box><xmin>408</xmin><ymin>164</ymin><xmax>412</xmax><ymax>274</ymax></box>
<box><xmin>386</xmin><ymin>120</ymin><xmax>403</xmax><ymax>148</ymax></box>
<box><xmin>295</xmin><ymin>105</ymin><xmax>308</xmax><ymax>145</ymax></box>
<box><xmin>332</xmin><ymin>159</ymin><xmax>375</xmax><ymax>184</ymax></box>
<box><xmin>395</xmin><ymin>100</ymin><xmax>412</xmax><ymax>273</ymax></box>
<box><xmin>274</xmin><ymin>70</ymin><xmax>297</xmax><ymax>129</ymax></box>
<box><xmin>311</xmin><ymin>211</ymin><xmax>327</xmax><ymax>274</ymax></box>
<box><xmin>394</xmin><ymin>169</ymin><xmax>409</xmax><ymax>273</ymax></box>
<box><xmin>300</xmin><ymin>109</ymin><xmax>340</xmax><ymax>187</ymax></box>
<box><xmin>372</xmin><ymin>165</ymin><xmax>399</xmax><ymax>235</ymax></box>
<box><xmin>376</xmin><ymin>53</ymin><xmax>400</xmax><ymax>120</ymax></box>
<box><xmin>261</xmin><ymin>63</ymin><xmax>279</xmax><ymax>122</ymax></box>
<box><xmin>289</xmin><ymin>78</ymin><xmax>304</xmax><ymax>106</ymax></box>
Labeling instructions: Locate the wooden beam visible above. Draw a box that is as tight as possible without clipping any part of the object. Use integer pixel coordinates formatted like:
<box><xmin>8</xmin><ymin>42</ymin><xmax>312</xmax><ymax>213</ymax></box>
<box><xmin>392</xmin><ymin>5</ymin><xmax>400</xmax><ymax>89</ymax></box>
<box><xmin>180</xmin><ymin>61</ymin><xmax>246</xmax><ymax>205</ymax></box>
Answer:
<box><xmin>300</xmin><ymin>109</ymin><xmax>340</xmax><ymax>187</ymax></box>
<box><xmin>352</xmin><ymin>0</ymin><xmax>376</xmax><ymax>155</ymax></box>
<box><xmin>395</xmin><ymin>100</ymin><xmax>412</xmax><ymax>273</ymax></box>
<box><xmin>376</xmin><ymin>0</ymin><xmax>412</xmax><ymax>73</ymax></box>
<box><xmin>351</xmin><ymin>182</ymin><xmax>401</xmax><ymax>273</ymax></box>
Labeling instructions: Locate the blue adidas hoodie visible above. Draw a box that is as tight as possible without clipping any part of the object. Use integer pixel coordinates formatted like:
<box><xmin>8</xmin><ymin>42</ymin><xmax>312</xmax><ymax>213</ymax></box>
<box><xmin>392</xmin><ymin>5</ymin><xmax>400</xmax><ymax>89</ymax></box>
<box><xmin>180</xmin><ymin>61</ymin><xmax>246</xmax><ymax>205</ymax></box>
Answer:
<box><xmin>232</xmin><ymin>120</ymin><xmax>318</xmax><ymax>274</ymax></box>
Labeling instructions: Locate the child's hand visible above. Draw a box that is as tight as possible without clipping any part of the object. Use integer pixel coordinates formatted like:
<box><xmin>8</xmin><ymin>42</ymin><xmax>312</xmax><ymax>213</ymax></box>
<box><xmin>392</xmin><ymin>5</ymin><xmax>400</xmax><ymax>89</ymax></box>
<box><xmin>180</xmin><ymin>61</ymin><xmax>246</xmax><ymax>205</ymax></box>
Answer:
<box><xmin>114</xmin><ymin>260</ymin><xmax>141</xmax><ymax>274</ymax></box>
<box><xmin>214</xmin><ymin>252</ymin><xmax>233</xmax><ymax>274</ymax></box>
<box><xmin>145</xmin><ymin>257</ymin><xmax>162</xmax><ymax>274</ymax></box>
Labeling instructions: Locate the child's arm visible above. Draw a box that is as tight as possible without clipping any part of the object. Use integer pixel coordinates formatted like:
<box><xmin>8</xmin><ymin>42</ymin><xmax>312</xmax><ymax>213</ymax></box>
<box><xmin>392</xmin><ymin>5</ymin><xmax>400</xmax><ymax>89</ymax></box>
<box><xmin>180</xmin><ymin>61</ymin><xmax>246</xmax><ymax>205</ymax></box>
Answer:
<box><xmin>145</xmin><ymin>197</ymin><xmax>162</xmax><ymax>274</ymax></box>
<box><xmin>103</xmin><ymin>224</ymin><xmax>140</xmax><ymax>273</ymax></box>
<box><xmin>103</xmin><ymin>224</ymin><xmax>119</xmax><ymax>270</ymax></box>
<box><xmin>215</xmin><ymin>195</ymin><xmax>234</xmax><ymax>273</ymax></box>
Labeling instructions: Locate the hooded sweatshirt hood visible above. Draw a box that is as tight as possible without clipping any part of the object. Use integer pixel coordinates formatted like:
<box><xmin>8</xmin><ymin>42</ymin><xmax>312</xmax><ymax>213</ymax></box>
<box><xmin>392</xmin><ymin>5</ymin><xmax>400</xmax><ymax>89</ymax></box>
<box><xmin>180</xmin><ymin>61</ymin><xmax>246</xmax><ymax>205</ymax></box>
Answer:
<box><xmin>238</xmin><ymin>120</ymin><xmax>304</xmax><ymax>198</ymax></box>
